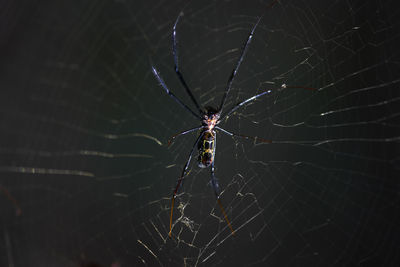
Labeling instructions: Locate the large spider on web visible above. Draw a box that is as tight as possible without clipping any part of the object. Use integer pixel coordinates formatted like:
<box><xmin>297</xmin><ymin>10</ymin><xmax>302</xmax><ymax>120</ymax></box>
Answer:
<box><xmin>151</xmin><ymin>2</ymin><xmax>313</xmax><ymax>238</ymax></box>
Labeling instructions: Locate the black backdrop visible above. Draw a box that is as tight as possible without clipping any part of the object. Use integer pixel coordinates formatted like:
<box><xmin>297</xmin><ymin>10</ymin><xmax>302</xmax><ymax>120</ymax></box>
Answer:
<box><xmin>0</xmin><ymin>0</ymin><xmax>399</xmax><ymax>266</ymax></box>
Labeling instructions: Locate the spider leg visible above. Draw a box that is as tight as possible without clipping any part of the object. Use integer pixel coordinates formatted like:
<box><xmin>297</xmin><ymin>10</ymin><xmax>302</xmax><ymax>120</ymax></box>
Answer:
<box><xmin>169</xmin><ymin>132</ymin><xmax>204</xmax><ymax>237</ymax></box>
<box><xmin>215</xmin><ymin>126</ymin><xmax>272</xmax><ymax>144</ymax></box>
<box><xmin>173</xmin><ymin>14</ymin><xmax>203</xmax><ymax>115</ymax></box>
<box><xmin>0</xmin><ymin>185</ymin><xmax>22</xmax><ymax>216</ymax></box>
<box><xmin>221</xmin><ymin>84</ymin><xmax>316</xmax><ymax>121</ymax></box>
<box><xmin>167</xmin><ymin>126</ymin><xmax>205</xmax><ymax>146</ymax></box>
<box><xmin>218</xmin><ymin>0</ymin><xmax>282</xmax><ymax>114</ymax></box>
<box><xmin>221</xmin><ymin>90</ymin><xmax>272</xmax><ymax>121</ymax></box>
<box><xmin>218</xmin><ymin>16</ymin><xmax>262</xmax><ymax>114</ymax></box>
<box><xmin>210</xmin><ymin>151</ymin><xmax>235</xmax><ymax>235</ymax></box>
<box><xmin>152</xmin><ymin>66</ymin><xmax>201</xmax><ymax>119</ymax></box>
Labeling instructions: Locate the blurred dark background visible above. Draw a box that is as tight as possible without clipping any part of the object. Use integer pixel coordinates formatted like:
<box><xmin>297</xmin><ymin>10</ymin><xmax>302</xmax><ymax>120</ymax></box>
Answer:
<box><xmin>0</xmin><ymin>0</ymin><xmax>399</xmax><ymax>266</ymax></box>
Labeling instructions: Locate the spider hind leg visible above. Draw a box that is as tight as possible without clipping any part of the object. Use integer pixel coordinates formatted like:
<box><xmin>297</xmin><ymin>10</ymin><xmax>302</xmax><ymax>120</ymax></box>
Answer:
<box><xmin>211</xmin><ymin>161</ymin><xmax>235</xmax><ymax>235</ymax></box>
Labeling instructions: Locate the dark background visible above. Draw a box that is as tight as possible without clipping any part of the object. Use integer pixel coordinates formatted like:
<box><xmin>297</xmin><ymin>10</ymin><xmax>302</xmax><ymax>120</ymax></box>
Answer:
<box><xmin>0</xmin><ymin>0</ymin><xmax>399</xmax><ymax>266</ymax></box>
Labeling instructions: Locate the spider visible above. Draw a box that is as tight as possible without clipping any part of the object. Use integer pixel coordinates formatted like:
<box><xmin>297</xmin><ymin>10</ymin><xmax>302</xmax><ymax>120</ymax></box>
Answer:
<box><xmin>152</xmin><ymin>7</ymin><xmax>313</xmax><ymax>237</ymax></box>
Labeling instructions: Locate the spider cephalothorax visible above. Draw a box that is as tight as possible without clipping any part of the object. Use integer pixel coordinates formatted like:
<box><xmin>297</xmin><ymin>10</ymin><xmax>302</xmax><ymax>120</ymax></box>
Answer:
<box><xmin>202</xmin><ymin>107</ymin><xmax>220</xmax><ymax>131</ymax></box>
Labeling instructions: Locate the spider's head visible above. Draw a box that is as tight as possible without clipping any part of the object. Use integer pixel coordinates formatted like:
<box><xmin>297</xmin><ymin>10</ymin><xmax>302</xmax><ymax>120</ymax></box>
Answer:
<box><xmin>203</xmin><ymin>106</ymin><xmax>218</xmax><ymax>117</ymax></box>
<box><xmin>202</xmin><ymin>106</ymin><xmax>220</xmax><ymax>130</ymax></box>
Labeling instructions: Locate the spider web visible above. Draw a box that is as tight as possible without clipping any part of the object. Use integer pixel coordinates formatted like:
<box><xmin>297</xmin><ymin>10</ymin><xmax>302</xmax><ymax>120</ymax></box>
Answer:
<box><xmin>0</xmin><ymin>0</ymin><xmax>399</xmax><ymax>266</ymax></box>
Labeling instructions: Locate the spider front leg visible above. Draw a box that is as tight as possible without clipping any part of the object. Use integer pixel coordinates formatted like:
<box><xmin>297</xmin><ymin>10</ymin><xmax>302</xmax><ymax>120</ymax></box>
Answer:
<box><xmin>168</xmin><ymin>133</ymin><xmax>203</xmax><ymax>237</ymax></box>
<box><xmin>218</xmin><ymin>0</ymin><xmax>281</xmax><ymax>113</ymax></box>
<box><xmin>219</xmin><ymin>16</ymin><xmax>262</xmax><ymax>114</ymax></box>
<box><xmin>151</xmin><ymin>67</ymin><xmax>201</xmax><ymax>119</ymax></box>
<box><xmin>172</xmin><ymin>14</ymin><xmax>203</xmax><ymax>115</ymax></box>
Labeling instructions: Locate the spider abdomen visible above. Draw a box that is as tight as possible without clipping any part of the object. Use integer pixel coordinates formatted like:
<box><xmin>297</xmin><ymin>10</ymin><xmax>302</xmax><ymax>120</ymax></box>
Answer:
<box><xmin>198</xmin><ymin>131</ymin><xmax>215</xmax><ymax>168</ymax></box>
